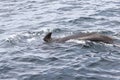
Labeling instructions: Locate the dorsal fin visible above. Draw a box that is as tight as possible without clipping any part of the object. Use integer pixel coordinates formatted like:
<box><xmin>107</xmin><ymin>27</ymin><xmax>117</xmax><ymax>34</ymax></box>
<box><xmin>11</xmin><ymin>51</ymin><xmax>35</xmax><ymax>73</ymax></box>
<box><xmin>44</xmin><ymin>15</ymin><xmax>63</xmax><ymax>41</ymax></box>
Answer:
<box><xmin>43</xmin><ymin>32</ymin><xmax>52</xmax><ymax>42</ymax></box>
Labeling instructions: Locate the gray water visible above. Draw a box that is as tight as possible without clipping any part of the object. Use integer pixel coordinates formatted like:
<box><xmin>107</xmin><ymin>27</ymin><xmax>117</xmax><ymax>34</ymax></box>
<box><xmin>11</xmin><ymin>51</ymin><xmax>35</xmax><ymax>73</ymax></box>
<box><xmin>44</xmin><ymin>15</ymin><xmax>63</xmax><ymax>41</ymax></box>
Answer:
<box><xmin>0</xmin><ymin>0</ymin><xmax>120</xmax><ymax>80</ymax></box>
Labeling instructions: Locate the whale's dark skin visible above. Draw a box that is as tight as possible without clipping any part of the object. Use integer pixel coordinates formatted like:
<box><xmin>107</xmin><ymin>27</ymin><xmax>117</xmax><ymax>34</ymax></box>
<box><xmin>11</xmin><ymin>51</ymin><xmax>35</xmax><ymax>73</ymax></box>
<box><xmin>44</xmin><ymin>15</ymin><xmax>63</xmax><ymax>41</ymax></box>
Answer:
<box><xmin>43</xmin><ymin>32</ymin><xmax>114</xmax><ymax>44</ymax></box>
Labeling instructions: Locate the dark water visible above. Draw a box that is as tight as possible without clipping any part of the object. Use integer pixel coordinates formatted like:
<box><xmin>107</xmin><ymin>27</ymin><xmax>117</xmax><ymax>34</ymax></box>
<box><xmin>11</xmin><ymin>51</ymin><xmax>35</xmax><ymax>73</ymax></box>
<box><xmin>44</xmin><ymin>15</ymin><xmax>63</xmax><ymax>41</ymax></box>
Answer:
<box><xmin>0</xmin><ymin>0</ymin><xmax>120</xmax><ymax>80</ymax></box>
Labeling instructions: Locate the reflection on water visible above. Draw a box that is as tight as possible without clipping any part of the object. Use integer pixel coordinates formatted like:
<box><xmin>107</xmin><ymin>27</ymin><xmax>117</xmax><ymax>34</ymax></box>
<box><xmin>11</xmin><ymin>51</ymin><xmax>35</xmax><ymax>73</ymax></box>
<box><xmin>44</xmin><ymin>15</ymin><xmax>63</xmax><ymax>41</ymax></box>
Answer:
<box><xmin>0</xmin><ymin>0</ymin><xmax>120</xmax><ymax>80</ymax></box>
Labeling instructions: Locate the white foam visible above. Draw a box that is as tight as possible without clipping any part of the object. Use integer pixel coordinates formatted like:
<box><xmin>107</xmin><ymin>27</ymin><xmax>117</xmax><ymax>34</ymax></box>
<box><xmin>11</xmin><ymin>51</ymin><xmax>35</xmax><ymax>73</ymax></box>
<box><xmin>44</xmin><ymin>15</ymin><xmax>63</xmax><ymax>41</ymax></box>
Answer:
<box><xmin>27</xmin><ymin>38</ymin><xmax>36</xmax><ymax>42</ymax></box>
<box><xmin>66</xmin><ymin>39</ymin><xmax>86</xmax><ymax>44</ymax></box>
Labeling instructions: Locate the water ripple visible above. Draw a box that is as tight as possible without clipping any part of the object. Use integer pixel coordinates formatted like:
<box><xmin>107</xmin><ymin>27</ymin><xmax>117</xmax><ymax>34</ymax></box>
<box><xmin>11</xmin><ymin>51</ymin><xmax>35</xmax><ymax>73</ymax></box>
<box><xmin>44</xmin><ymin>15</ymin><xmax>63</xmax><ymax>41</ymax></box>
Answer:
<box><xmin>0</xmin><ymin>0</ymin><xmax>120</xmax><ymax>80</ymax></box>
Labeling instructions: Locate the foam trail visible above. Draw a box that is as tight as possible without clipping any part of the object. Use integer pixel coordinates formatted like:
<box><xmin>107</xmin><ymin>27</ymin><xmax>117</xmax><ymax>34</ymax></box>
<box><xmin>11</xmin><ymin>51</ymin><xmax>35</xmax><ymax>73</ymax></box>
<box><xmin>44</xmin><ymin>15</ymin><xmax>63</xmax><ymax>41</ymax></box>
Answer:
<box><xmin>113</xmin><ymin>43</ymin><xmax>120</xmax><ymax>48</ymax></box>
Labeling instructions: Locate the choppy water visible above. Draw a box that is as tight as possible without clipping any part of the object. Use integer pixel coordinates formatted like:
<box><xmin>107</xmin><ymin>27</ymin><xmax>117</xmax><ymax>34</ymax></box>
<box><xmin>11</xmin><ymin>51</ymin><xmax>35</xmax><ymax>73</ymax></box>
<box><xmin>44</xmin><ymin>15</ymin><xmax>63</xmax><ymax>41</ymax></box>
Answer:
<box><xmin>0</xmin><ymin>0</ymin><xmax>120</xmax><ymax>80</ymax></box>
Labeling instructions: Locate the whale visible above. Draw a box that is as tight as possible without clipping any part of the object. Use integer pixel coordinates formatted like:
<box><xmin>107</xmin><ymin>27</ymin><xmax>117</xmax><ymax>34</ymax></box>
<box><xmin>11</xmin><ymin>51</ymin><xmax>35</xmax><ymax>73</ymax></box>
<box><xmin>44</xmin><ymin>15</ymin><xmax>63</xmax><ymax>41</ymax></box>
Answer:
<box><xmin>43</xmin><ymin>32</ymin><xmax>114</xmax><ymax>44</ymax></box>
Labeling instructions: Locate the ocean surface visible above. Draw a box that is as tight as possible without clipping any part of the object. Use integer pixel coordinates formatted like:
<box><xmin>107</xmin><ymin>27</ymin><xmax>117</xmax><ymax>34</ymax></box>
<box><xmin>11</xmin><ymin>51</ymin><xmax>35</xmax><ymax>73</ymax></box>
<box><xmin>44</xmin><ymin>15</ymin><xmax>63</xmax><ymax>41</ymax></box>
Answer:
<box><xmin>0</xmin><ymin>0</ymin><xmax>120</xmax><ymax>80</ymax></box>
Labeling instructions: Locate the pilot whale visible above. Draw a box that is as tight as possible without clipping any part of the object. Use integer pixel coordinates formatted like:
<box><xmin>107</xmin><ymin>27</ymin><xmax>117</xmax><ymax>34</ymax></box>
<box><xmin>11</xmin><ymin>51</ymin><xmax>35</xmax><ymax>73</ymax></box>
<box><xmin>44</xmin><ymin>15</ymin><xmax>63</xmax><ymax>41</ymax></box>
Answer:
<box><xmin>43</xmin><ymin>32</ymin><xmax>114</xmax><ymax>44</ymax></box>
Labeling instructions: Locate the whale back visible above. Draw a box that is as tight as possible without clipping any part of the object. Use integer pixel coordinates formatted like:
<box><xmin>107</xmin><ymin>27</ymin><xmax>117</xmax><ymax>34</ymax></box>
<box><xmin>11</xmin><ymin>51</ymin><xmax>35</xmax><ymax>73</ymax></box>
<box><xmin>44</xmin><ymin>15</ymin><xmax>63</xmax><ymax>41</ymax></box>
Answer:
<box><xmin>77</xmin><ymin>33</ymin><xmax>113</xmax><ymax>43</ymax></box>
<box><xmin>43</xmin><ymin>32</ymin><xmax>114</xmax><ymax>44</ymax></box>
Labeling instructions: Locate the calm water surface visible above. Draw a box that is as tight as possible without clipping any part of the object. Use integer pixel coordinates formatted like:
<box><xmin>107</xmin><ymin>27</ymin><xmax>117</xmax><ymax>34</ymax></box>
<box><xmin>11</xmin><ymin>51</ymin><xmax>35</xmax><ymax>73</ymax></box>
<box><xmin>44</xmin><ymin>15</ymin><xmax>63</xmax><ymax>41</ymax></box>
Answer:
<box><xmin>0</xmin><ymin>0</ymin><xmax>120</xmax><ymax>80</ymax></box>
